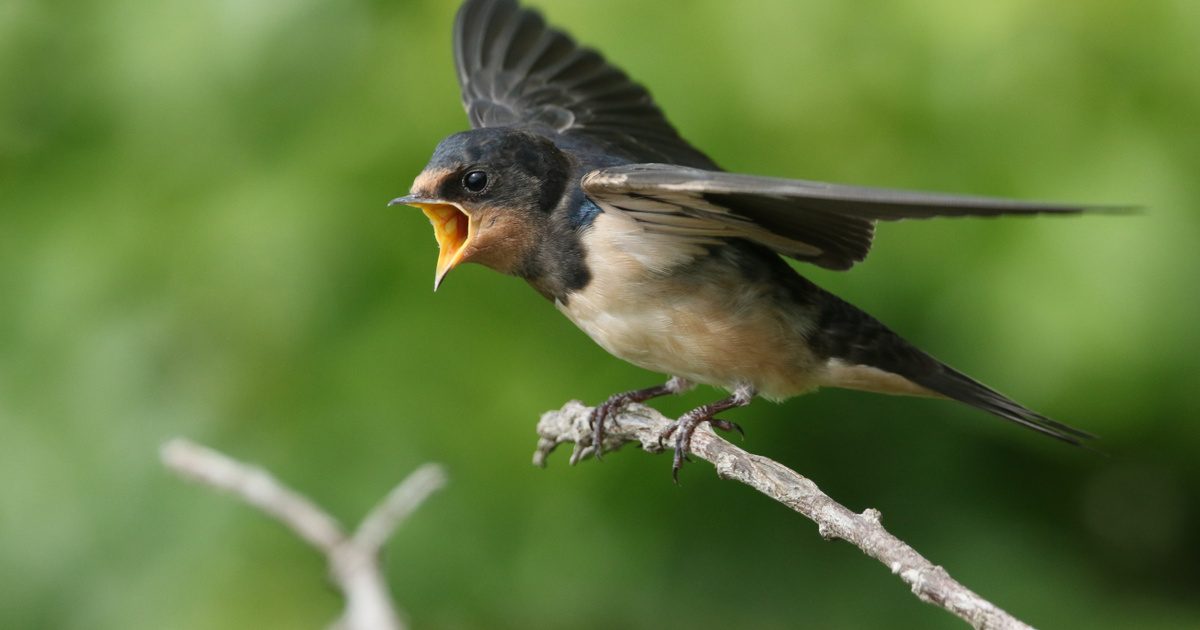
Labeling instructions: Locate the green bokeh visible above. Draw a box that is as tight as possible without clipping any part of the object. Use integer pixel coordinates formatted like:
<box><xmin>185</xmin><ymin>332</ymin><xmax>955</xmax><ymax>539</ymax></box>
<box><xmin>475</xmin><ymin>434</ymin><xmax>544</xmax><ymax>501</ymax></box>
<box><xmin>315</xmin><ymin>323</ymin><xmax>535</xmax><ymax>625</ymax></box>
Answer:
<box><xmin>2</xmin><ymin>0</ymin><xmax>1198</xmax><ymax>628</ymax></box>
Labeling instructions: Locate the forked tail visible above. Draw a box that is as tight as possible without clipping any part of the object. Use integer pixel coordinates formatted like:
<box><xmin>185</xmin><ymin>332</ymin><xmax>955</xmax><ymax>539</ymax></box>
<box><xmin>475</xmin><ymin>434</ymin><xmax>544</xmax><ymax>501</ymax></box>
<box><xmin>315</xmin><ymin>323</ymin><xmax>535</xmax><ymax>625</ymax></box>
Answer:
<box><xmin>810</xmin><ymin>286</ymin><xmax>1094</xmax><ymax>445</ymax></box>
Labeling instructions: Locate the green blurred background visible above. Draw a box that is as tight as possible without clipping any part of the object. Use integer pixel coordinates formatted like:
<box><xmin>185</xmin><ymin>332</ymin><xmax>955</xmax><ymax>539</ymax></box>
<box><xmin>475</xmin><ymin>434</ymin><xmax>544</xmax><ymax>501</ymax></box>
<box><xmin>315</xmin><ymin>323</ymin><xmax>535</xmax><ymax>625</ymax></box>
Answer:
<box><xmin>2</xmin><ymin>0</ymin><xmax>1198</xmax><ymax>627</ymax></box>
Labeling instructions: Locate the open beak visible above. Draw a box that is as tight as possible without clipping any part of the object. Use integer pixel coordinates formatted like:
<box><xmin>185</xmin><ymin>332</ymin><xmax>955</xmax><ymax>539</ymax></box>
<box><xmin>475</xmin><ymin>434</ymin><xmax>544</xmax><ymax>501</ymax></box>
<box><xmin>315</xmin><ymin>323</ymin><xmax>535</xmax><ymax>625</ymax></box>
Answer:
<box><xmin>389</xmin><ymin>194</ymin><xmax>474</xmax><ymax>291</ymax></box>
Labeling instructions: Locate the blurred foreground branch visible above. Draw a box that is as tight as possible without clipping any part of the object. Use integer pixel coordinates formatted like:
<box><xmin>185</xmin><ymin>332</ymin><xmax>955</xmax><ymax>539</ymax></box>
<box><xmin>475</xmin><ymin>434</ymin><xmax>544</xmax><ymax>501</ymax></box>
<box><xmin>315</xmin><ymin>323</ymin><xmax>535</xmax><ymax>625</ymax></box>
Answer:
<box><xmin>534</xmin><ymin>401</ymin><xmax>1033</xmax><ymax>630</ymax></box>
<box><xmin>161</xmin><ymin>438</ymin><xmax>446</xmax><ymax>630</ymax></box>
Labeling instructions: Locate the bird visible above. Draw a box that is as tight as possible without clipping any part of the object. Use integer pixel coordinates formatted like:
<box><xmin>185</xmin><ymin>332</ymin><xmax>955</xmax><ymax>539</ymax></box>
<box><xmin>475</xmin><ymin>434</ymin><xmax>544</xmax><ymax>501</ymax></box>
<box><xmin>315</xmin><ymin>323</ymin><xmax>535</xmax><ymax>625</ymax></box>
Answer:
<box><xmin>391</xmin><ymin>0</ymin><xmax>1102</xmax><ymax>480</ymax></box>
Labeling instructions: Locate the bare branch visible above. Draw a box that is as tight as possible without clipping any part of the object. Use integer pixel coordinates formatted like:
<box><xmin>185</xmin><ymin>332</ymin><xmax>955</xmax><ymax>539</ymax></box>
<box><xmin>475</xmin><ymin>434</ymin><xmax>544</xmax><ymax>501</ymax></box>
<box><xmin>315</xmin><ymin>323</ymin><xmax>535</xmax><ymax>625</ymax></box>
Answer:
<box><xmin>162</xmin><ymin>439</ymin><xmax>346</xmax><ymax>553</ymax></box>
<box><xmin>162</xmin><ymin>438</ymin><xmax>446</xmax><ymax>630</ymax></box>
<box><xmin>353</xmin><ymin>463</ymin><xmax>448</xmax><ymax>554</ymax></box>
<box><xmin>534</xmin><ymin>401</ymin><xmax>1035</xmax><ymax>630</ymax></box>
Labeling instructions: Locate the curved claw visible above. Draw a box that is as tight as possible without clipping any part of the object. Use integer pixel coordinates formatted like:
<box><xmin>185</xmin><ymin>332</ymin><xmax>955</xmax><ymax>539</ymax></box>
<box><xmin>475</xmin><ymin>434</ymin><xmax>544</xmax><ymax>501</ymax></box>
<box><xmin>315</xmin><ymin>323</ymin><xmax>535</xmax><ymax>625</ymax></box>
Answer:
<box><xmin>592</xmin><ymin>378</ymin><xmax>693</xmax><ymax>462</ymax></box>
<box><xmin>666</xmin><ymin>412</ymin><xmax>704</xmax><ymax>484</ymax></box>
<box><xmin>657</xmin><ymin>421</ymin><xmax>679</xmax><ymax>449</ymax></box>
<box><xmin>671</xmin><ymin>429</ymin><xmax>691</xmax><ymax>484</ymax></box>
<box><xmin>710</xmin><ymin>418</ymin><xmax>745</xmax><ymax>439</ymax></box>
<box><xmin>661</xmin><ymin>385</ymin><xmax>756</xmax><ymax>482</ymax></box>
<box><xmin>591</xmin><ymin>399</ymin><xmax>634</xmax><ymax>461</ymax></box>
<box><xmin>588</xmin><ymin>404</ymin><xmax>615</xmax><ymax>461</ymax></box>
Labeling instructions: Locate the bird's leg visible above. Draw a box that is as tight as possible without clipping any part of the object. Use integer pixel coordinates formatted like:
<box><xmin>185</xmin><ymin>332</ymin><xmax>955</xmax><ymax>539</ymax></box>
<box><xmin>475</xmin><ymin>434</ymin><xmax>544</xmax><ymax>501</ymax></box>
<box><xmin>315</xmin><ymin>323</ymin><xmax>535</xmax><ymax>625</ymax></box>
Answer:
<box><xmin>591</xmin><ymin>376</ymin><xmax>693</xmax><ymax>458</ymax></box>
<box><xmin>659</xmin><ymin>385</ymin><xmax>756</xmax><ymax>483</ymax></box>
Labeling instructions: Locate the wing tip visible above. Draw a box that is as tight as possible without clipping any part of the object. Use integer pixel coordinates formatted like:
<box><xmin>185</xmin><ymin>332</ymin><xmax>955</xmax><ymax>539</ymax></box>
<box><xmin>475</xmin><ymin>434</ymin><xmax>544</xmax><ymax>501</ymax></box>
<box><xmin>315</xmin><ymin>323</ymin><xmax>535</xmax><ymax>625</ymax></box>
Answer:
<box><xmin>1085</xmin><ymin>203</ymin><xmax>1143</xmax><ymax>216</ymax></box>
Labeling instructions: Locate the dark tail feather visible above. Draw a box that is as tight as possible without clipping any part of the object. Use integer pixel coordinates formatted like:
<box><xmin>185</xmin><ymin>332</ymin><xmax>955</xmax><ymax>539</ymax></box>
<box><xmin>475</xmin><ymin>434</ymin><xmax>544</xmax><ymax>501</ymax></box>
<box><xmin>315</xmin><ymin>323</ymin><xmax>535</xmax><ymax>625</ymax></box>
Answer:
<box><xmin>909</xmin><ymin>364</ymin><xmax>1095</xmax><ymax>445</ymax></box>
<box><xmin>805</xmin><ymin>280</ymin><xmax>1094</xmax><ymax>445</ymax></box>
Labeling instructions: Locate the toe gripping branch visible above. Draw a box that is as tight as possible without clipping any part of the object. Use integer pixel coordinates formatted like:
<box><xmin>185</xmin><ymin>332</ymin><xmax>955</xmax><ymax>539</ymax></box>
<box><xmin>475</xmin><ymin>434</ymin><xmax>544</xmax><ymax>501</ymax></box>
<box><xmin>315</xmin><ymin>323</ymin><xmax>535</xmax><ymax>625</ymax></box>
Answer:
<box><xmin>658</xmin><ymin>385</ymin><xmax>755</xmax><ymax>483</ymax></box>
<box><xmin>579</xmin><ymin>380</ymin><xmax>755</xmax><ymax>481</ymax></box>
<box><xmin>588</xmin><ymin>377</ymin><xmax>692</xmax><ymax>460</ymax></box>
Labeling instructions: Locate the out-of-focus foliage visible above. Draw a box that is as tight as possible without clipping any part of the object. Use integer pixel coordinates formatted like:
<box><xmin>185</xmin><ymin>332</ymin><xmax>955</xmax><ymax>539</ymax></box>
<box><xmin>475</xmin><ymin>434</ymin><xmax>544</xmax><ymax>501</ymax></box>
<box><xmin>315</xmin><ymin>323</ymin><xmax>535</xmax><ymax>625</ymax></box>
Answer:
<box><xmin>2</xmin><ymin>0</ymin><xmax>1197</xmax><ymax>628</ymax></box>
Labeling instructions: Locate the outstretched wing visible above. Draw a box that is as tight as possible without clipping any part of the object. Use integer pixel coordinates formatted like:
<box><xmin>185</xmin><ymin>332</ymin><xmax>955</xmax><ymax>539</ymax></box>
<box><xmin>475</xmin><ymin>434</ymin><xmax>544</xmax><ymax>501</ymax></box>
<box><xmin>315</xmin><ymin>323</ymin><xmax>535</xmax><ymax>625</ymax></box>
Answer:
<box><xmin>453</xmin><ymin>0</ymin><xmax>716</xmax><ymax>168</ymax></box>
<box><xmin>584</xmin><ymin>164</ymin><xmax>1102</xmax><ymax>271</ymax></box>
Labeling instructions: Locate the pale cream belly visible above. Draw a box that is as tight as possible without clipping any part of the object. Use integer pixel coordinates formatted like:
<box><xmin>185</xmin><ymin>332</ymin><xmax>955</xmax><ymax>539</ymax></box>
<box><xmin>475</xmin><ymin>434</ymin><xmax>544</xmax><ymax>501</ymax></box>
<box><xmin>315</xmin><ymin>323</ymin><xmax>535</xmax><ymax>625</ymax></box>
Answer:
<box><xmin>557</xmin><ymin>290</ymin><xmax>825</xmax><ymax>400</ymax></box>
<box><xmin>556</xmin><ymin>213</ymin><xmax>825</xmax><ymax>400</ymax></box>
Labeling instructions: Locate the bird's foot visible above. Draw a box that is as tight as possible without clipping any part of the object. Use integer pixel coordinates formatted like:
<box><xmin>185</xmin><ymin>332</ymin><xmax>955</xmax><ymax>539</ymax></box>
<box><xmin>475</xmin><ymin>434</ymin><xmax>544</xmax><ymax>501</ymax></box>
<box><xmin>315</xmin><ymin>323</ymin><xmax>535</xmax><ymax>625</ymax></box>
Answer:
<box><xmin>588</xmin><ymin>377</ymin><xmax>692</xmax><ymax>460</ymax></box>
<box><xmin>657</xmin><ymin>413</ymin><xmax>744</xmax><ymax>484</ymax></box>
<box><xmin>588</xmin><ymin>396</ymin><xmax>628</xmax><ymax>458</ymax></box>
<box><xmin>656</xmin><ymin>386</ymin><xmax>755</xmax><ymax>483</ymax></box>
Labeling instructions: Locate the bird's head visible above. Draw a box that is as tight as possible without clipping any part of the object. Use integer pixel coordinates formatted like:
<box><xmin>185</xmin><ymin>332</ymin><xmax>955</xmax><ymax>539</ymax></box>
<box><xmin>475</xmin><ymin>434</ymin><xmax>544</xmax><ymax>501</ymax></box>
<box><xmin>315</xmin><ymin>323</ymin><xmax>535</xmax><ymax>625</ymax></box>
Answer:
<box><xmin>391</xmin><ymin>127</ymin><xmax>572</xmax><ymax>290</ymax></box>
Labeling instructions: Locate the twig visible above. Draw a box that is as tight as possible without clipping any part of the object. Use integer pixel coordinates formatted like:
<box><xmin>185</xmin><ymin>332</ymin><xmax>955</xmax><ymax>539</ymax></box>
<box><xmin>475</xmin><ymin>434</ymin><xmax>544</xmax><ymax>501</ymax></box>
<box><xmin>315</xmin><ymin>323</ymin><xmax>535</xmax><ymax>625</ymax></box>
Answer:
<box><xmin>162</xmin><ymin>438</ymin><xmax>447</xmax><ymax>630</ymax></box>
<box><xmin>533</xmin><ymin>401</ymin><xmax>1035</xmax><ymax>630</ymax></box>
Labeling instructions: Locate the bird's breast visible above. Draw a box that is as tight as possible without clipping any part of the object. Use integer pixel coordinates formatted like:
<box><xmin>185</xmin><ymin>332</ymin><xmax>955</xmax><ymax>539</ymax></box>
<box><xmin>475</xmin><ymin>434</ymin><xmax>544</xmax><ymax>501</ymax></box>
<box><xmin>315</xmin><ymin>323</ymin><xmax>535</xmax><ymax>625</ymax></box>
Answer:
<box><xmin>555</xmin><ymin>212</ymin><xmax>824</xmax><ymax>399</ymax></box>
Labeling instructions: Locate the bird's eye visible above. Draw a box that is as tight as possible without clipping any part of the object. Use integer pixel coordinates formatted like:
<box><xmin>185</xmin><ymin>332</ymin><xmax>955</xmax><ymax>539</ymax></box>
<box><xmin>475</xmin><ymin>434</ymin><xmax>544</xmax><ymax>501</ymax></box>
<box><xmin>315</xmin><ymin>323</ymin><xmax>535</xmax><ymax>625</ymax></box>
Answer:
<box><xmin>463</xmin><ymin>170</ymin><xmax>488</xmax><ymax>193</ymax></box>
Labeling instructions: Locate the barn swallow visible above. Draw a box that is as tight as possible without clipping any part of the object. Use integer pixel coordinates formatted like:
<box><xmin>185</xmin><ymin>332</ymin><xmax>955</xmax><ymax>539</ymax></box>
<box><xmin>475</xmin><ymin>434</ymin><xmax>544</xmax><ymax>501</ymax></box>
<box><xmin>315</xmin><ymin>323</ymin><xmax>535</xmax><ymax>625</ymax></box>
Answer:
<box><xmin>391</xmin><ymin>0</ymin><xmax>1102</xmax><ymax>480</ymax></box>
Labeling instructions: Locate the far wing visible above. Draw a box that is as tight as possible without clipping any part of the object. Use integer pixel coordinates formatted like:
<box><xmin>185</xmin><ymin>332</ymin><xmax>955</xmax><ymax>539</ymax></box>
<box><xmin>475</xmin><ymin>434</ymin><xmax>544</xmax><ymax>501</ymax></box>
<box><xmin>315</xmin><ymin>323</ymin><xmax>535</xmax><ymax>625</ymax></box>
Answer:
<box><xmin>583</xmin><ymin>164</ymin><xmax>1101</xmax><ymax>271</ymax></box>
<box><xmin>454</xmin><ymin>0</ymin><xmax>717</xmax><ymax>168</ymax></box>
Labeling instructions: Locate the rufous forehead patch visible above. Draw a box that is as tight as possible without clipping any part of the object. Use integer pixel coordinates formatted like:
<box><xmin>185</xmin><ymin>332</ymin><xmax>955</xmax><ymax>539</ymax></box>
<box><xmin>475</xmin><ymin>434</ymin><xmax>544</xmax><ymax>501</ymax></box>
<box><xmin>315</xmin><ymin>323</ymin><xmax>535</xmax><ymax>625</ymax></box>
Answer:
<box><xmin>411</xmin><ymin>168</ymin><xmax>455</xmax><ymax>197</ymax></box>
